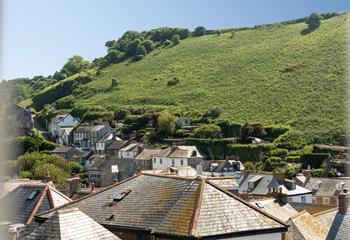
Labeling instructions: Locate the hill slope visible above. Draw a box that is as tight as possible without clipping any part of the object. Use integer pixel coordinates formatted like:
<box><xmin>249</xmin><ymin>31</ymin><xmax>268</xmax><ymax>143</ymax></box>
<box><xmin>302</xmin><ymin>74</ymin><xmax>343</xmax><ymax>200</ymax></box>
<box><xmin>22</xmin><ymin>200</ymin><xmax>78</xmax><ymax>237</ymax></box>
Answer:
<box><xmin>29</xmin><ymin>15</ymin><xmax>349</xmax><ymax>143</ymax></box>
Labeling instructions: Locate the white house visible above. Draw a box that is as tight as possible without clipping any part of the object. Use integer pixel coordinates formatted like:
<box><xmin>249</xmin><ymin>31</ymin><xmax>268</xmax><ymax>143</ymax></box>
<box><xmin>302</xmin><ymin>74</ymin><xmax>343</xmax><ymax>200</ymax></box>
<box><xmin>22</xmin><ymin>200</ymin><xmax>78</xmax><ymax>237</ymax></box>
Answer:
<box><xmin>118</xmin><ymin>143</ymin><xmax>143</xmax><ymax>159</ymax></box>
<box><xmin>152</xmin><ymin>145</ymin><xmax>203</xmax><ymax>171</ymax></box>
<box><xmin>95</xmin><ymin>132</ymin><xmax>115</xmax><ymax>154</ymax></box>
<box><xmin>48</xmin><ymin>114</ymin><xmax>79</xmax><ymax>144</ymax></box>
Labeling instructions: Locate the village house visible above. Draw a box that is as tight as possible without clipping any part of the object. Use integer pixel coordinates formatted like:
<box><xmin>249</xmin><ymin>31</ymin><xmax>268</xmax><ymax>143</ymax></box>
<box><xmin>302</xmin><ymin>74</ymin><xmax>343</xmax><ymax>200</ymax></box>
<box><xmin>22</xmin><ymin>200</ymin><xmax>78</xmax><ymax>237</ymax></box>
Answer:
<box><xmin>0</xmin><ymin>183</ymin><xmax>71</xmax><ymax>237</ymax></box>
<box><xmin>95</xmin><ymin>132</ymin><xmax>115</xmax><ymax>154</ymax></box>
<box><xmin>238</xmin><ymin>172</ymin><xmax>312</xmax><ymax>203</ymax></box>
<box><xmin>50</xmin><ymin>146</ymin><xmax>78</xmax><ymax>160</ymax></box>
<box><xmin>117</xmin><ymin>142</ymin><xmax>143</xmax><ymax>159</ymax></box>
<box><xmin>201</xmin><ymin>159</ymin><xmax>244</xmax><ymax>176</ymax></box>
<box><xmin>48</xmin><ymin>114</ymin><xmax>79</xmax><ymax>145</ymax></box>
<box><xmin>72</xmin><ymin>124</ymin><xmax>110</xmax><ymax>151</ymax></box>
<box><xmin>105</xmin><ymin>139</ymin><xmax>129</xmax><ymax>156</ymax></box>
<box><xmin>135</xmin><ymin>148</ymin><xmax>162</xmax><ymax>173</ymax></box>
<box><xmin>88</xmin><ymin>157</ymin><xmax>135</xmax><ymax>187</ymax></box>
<box><xmin>152</xmin><ymin>145</ymin><xmax>203</xmax><ymax>170</ymax></box>
<box><xmin>295</xmin><ymin>170</ymin><xmax>350</xmax><ymax>206</ymax></box>
<box><xmin>36</xmin><ymin>174</ymin><xmax>288</xmax><ymax>240</ymax></box>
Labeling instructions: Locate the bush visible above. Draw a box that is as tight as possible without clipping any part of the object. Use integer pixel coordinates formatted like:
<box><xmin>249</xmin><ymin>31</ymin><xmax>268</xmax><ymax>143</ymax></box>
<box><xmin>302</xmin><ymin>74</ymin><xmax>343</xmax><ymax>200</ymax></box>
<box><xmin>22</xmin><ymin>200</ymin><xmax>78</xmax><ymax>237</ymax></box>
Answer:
<box><xmin>19</xmin><ymin>170</ymin><xmax>33</xmax><ymax>179</ymax></box>
<box><xmin>171</xmin><ymin>35</ymin><xmax>180</xmax><ymax>45</ymax></box>
<box><xmin>216</xmin><ymin>120</ymin><xmax>241</xmax><ymax>138</ymax></box>
<box><xmin>55</xmin><ymin>96</ymin><xmax>75</xmax><ymax>109</ymax></box>
<box><xmin>69</xmin><ymin>162</ymin><xmax>84</xmax><ymax>174</ymax></box>
<box><xmin>193</xmin><ymin>26</ymin><xmax>206</xmax><ymax>37</ymax></box>
<box><xmin>244</xmin><ymin>161</ymin><xmax>255</xmax><ymax>171</ymax></box>
<box><xmin>270</xmin><ymin>148</ymin><xmax>289</xmax><ymax>158</ymax></box>
<box><xmin>274</xmin><ymin>130</ymin><xmax>307</xmax><ymax>150</ymax></box>
<box><xmin>167</xmin><ymin>77</ymin><xmax>180</xmax><ymax>86</ymax></box>
<box><xmin>311</xmin><ymin>168</ymin><xmax>324</xmax><ymax>177</ymax></box>
<box><xmin>156</xmin><ymin>112</ymin><xmax>177</xmax><ymax>137</ymax></box>
<box><xmin>202</xmin><ymin>106</ymin><xmax>222</xmax><ymax>120</ymax></box>
<box><xmin>264</xmin><ymin>125</ymin><xmax>290</xmax><ymax>140</ymax></box>
<box><xmin>306</xmin><ymin>13</ymin><xmax>322</xmax><ymax>29</ymax></box>
<box><xmin>300</xmin><ymin>153</ymin><xmax>330</xmax><ymax>169</ymax></box>
<box><xmin>194</xmin><ymin>124</ymin><xmax>222</xmax><ymax>139</ymax></box>
<box><xmin>227</xmin><ymin>144</ymin><xmax>274</xmax><ymax>161</ymax></box>
<box><xmin>285</xmin><ymin>156</ymin><xmax>300</xmax><ymax>163</ymax></box>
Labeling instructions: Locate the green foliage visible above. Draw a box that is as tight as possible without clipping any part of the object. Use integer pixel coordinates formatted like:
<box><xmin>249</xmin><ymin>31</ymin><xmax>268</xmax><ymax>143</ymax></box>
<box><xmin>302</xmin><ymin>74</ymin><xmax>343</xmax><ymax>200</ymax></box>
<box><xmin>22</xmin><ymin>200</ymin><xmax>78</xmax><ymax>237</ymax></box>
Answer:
<box><xmin>156</xmin><ymin>112</ymin><xmax>177</xmax><ymax>137</ymax></box>
<box><xmin>306</xmin><ymin>13</ymin><xmax>322</xmax><ymax>29</ymax></box>
<box><xmin>244</xmin><ymin>161</ymin><xmax>255</xmax><ymax>171</ymax></box>
<box><xmin>69</xmin><ymin>161</ymin><xmax>84</xmax><ymax>174</ymax></box>
<box><xmin>13</xmin><ymin>129</ymin><xmax>57</xmax><ymax>153</ymax></box>
<box><xmin>264</xmin><ymin>125</ymin><xmax>290</xmax><ymax>140</ymax></box>
<box><xmin>311</xmin><ymin>168</ymin><xmax>324</xmax><ymax>177</ymax></box>
<box><xmin>227</xmin><ymin>143</ymin><xmax>275</xmax><ymax>161</ymax></box>
<box><xmin>111</xmin><ymin>78</ymin><xmax>118</xmax><ymax>88</ymax></box>
<box><xmin>216</xmin><ymin>120</ymin><xmax>241</xmax><ymax>138</ymax></box>
<box><xmin>19</xmin><ymin>170</ymin><xmax>33</xmax><ymax>179</ymax></box>
<box><xmin>60</xmin><ymin>55</ymin><xmax>92</xmax><ymax>77</ymax></box>
<box><xmin>171</xmin><ymin>35</ymin><xmax>181</xmax><ymax>45</ymax></box>
<box><xmin>202</xmin><ymin>106</ymin><xmax>222</xmax><ymax>120</ymax></box>
<box><xmin>16</xmin><ymin>152</ymin><xmax>73</xmax><ymax>185</ymax></box>
<box><xmin>194</xmin><ymin>124</ymin><xmax>222</xmax><ymax>139</ymax></box>
<box><xmin>187</xmin><ymin>138</ymin><xmax>237</xmax><ymax>159</ymax></box>
<box><xmin>284</xmin><ymin>164</ymin><xmax>301</xmax><ymax>179</ymax></box>
<box><xmin>193</xmin><ymin>26</ymin><xmax>206</xmax><ymax>37</ymax></box>
<box><xmin>55</xmin><ymin>96</ymin><xmax>75</xmax><ymax>109</ymax></box>
<box><xmin>19</xmin><ymin>15</ymin><xmax>347</xmax><ymax>145</ymax></box>
<box><xmin>167</xmin><ymin>77</ymin><xmax>180</xmax><ymax>86</ymax></box>
<box><xmin>270</xmin><ymin>148</ymin><xmax>289</xmax><ymax>158</ymax></box>
<box><xmin>300</xmin><ymin>153</ymin><xmax>330</xmax><ymax>169</ymax></box>
<box><xmin>274</xmin><ymin>130</ymin><xmax>307</xmax><ymax>150</ymax></box>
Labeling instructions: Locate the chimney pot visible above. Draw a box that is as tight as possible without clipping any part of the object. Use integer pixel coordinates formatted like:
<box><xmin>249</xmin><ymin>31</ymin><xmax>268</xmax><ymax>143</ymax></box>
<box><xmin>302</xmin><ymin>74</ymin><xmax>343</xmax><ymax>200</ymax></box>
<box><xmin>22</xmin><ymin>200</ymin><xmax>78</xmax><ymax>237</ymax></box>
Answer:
<box><xmin>338</xmin><ymin>192</ymin><xmax>350</xmax><ymax>214</ymax></box>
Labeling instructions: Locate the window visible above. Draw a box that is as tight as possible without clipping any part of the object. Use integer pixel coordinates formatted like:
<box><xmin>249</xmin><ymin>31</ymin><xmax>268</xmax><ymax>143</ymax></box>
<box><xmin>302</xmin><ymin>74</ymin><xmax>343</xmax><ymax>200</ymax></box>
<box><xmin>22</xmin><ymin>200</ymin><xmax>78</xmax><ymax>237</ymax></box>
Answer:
<box><xmin>172</xmin><ymin>159</ymin><xmax>175</xmax><ymax>165</ymax></box>
<box><xmin>153</xmin><ymin>158</ymin><xmax>156</xmax><ymax>163</ymax></box>
<box><xmin>181</xmin><ymin>160</ymin><xmax>184</xmax><ymax>165</ymax></box>
<box><xmin>301</xmin><ymin>196</ymin><xmax>306</xmax><ymax>203</ymax></box>
<box><xmin>323</xmin><ymin>197</ymin><xmax>330</xmax><ymax>205</ymax></box>
<box><xmin>160</xmin><ymin>158</ymin><xmax>163</xmax><ymax>164</ymax></box>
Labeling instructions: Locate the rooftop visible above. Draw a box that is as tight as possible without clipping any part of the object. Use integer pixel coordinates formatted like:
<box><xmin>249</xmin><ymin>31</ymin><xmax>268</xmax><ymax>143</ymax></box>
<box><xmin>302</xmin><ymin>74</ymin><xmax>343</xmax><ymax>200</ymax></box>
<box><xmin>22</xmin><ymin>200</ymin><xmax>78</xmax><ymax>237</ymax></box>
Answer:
<box><xmin>135</xmin><ymin>148</ymin><xmax>162</xmax><ymax>161</ymax></box>
<box><xmin>24</xmin><ymin>208</ymin><xmax>120</xmax><ymax>240</ymax></box>
<box><xmin>74</xmin><ymin>125</ymin><xmax>107</xmax><ymax>133</ymax></box>
<box><xmin>37</xmin><ymin>174</ymin><xmax>287</xmax><ymax>238</ymax></box>
<box><xmin>0</xmin><ymin>184</ymin><xmax>71</xmax><ymax>225</ymax></box>
<box><xmin>158</xmin><ymin>145</ymin><xmax>203</xmax><ymax>158</ymax></box>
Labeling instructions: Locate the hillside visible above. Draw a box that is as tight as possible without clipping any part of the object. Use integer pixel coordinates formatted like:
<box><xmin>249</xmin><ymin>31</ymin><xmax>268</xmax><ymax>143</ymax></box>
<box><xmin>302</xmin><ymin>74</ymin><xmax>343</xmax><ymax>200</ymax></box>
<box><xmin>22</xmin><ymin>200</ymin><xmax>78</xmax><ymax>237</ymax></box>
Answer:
<box><xmin>23</xmin><ymin>14</ymin><xmax>348</xmax><ymax>144</ymax></box>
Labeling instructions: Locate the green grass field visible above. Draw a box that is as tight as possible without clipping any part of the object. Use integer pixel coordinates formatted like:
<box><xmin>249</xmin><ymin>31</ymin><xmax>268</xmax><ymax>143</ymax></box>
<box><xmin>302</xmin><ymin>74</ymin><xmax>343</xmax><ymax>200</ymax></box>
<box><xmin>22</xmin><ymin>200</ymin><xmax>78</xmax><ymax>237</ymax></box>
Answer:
<box><xmin>26</xmin><ymin>15</ymin><xmax>349</xmax><ymax>144</ymax></box>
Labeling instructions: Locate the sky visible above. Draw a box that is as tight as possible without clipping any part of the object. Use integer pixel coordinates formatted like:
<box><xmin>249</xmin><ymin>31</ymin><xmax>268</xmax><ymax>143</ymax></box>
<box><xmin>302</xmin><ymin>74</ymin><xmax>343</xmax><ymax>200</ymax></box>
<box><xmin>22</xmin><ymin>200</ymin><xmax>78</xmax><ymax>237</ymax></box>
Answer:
<box><xmin>1</xmin><ymin>0</ymin><xmax>350</xmax><ymax>80</ymax></box>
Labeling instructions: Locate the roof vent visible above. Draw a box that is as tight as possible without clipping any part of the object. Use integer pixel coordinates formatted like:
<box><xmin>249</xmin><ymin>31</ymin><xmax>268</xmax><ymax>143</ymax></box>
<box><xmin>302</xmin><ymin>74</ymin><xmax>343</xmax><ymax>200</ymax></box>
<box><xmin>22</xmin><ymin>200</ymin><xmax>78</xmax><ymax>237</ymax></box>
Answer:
<box><xmin>113</xmin><ymin>189</ymin><xmax>131</xmax><ymax>202</ymax></box>
<box><xmin>27</xmin><ymin>190</ymin><xmax>39</xmax><ymax>200</ymax></box>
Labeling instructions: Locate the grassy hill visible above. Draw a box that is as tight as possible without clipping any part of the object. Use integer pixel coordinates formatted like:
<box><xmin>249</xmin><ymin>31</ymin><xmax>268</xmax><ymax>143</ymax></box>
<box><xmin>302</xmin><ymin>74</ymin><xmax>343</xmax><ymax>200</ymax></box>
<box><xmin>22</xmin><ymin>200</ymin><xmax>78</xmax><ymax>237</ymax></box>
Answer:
<box><xmin>24</xmin><ymin>14</ymin><xmax>348</xmax><ymax>144</ymax></box>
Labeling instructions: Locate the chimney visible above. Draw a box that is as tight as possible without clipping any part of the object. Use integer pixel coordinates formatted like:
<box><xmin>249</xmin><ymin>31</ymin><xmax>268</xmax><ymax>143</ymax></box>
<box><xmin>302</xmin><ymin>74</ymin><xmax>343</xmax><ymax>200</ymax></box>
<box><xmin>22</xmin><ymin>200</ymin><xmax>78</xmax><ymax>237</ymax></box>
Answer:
<box><xmin>302</xmin><ymin>169</ymin><xmax>311</xmax><ymax>178</ymax></box>
<box><xmin>338</xmin><ymin>189</ymin><xmax>350</xmax><ymax>214</ymax></box>
<box><xmin>66</xmin><ymin>177</ymin><xmax>81</xmax><ymax>196</ymax></box>
<box><xmin>243</xmin><ymin>169</ymin><xmax>253</xmax><ymax>178</ymax></box>
<box><xmin>91</xmin><ymin>182</ymin><xmax>95</xmax><ymax>192</ymax></box>
<box><xmin>196</xmin><ymin>164</ymin><xmax>203</xmax><ymax>176</ymax></box>
<box><xmin>273</xmin><ymin>171</ymin><xmax>285</xmax><ymax>184</ymax></box>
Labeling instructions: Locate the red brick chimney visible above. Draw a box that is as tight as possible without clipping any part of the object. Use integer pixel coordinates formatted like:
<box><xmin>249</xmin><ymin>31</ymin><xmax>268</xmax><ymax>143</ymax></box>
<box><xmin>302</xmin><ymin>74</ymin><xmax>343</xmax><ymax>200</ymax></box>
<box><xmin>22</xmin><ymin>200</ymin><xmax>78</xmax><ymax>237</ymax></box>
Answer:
<box><xmin>338</xmin><ymin>189</ymin><xmax>350</xmax><ymax>214</ymax></box>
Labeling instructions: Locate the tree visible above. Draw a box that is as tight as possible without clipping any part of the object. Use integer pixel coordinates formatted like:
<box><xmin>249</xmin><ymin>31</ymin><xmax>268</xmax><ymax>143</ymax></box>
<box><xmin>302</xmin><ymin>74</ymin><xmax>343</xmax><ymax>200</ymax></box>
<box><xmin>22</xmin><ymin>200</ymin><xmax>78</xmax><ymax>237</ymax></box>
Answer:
<box><xmin>60</xmin><ymin>55</ymin><xmax>91</xmax><ymax>77</ymax></box>
<box><xmin>306</xmin><ymin>13</ymin><xmax>322</xmax><ymax>29</ymax></box>
<box><xmin>194</xmin><ymin>124</ymin><xmax>222</xmax><ymax>139</ymax></box>
<box><xmin>142</xmin><ymin>39</ymin><xmax>155</xmax><ymax>52</ymax></box>
<box><xmin>216</xmin><ymin>30</ymin><xmax>222</xmax><ymax>36</ymax></box>
<box><xmin>202</xmin><ymin>106</ymin><xmax>222</xmax><ymax>120</ymax></box>
<box><xmin>230</xmin><ymin>30</ymin><xmax>235</xmax><ymax>39</ymax></box>
<box><xmin>157</xmin><ymin>112</ymin><xmax>177</xmax><ymax>137</ymax></box>
<box><xmin>69</xmin><ymin>161</ymin><xmax>84</xmax><ymax>174</ymax></box>
<box><xmin>244</xmin><ymin>161</ymin><xmax>256</xmax><ymax>171</ymax></box>
<box><xmin>193</xmin><ymin>26</ymin><xmax>206</xmax><ymax>37</ymax></box>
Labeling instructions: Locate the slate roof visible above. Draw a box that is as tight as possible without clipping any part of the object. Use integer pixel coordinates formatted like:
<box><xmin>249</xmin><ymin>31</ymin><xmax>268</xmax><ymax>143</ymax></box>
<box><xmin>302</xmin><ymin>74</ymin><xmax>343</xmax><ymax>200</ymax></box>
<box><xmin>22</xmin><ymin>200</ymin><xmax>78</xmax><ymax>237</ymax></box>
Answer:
<box><xmin>238</xmin><ymin>174</ymin><xmax>312</xmax><ymax>196</ymax></box>
<box><xmin>158</xmin><ymin>146</ymin><xmax>203</xmax><ymax>158</ymax></box>
<box><xmin>37</xmin><ymin>174</ymin><xmax>287</xmax><ymax>238</ymax></box>
<box><xmin>135</xmin><ymin>149</ymin><xmax>162</xmax><ymax>161</ymax></box>
<box><xmin>106</xmin><ymin>140</ymin><xmax>128</xmax><ymax>151</ymax></box>
<box><xmin>0</xmin><ymin>179</ymin><xmax>44</xmax><ymax>199</ymax></box>
<box><xmin>24</xmin><ymin>208</ymin><xmax>120</xmax><ymax>240</ymax></box>
<box><xmin>119</xmin><ymin>143</ymin><xmax>141</xmax><ymax>152</ymax></box>
<box><xmin>74</xmin><ymin>125</ymin><xmax>106</xmax><ymax>133</ymax></box>
<box><xmin>287</xmin><ymin>211</ymin><xmax>329</xmax><ymax>240</ymax></box>
<box><xmin>303</xmin><ymin>177</ymin><xmax>350</xmax><ymax>197</ymax></box>
<box><xmin>252</xmin><ymin>199</ymin><xmax>298</xmax><ymax>222</ymax></box>
<box><xmin>0</xmin><ymin>184</ymin><xmax>71</xmax><ymax>225</ymax></box>
<box><xmin>51</xmin><ymin>147</ymin><xmax>76</xmax><ymax>154</ymax></box>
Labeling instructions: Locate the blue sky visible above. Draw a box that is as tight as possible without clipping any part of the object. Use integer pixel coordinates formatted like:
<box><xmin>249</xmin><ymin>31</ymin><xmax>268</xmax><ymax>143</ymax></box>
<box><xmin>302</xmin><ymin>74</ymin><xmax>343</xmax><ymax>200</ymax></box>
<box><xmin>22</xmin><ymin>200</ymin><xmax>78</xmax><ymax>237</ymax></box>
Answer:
<box><xmin>2</xmin><ymin>0</ymin><xmax>350</xmax><ymax>80</ymax></box>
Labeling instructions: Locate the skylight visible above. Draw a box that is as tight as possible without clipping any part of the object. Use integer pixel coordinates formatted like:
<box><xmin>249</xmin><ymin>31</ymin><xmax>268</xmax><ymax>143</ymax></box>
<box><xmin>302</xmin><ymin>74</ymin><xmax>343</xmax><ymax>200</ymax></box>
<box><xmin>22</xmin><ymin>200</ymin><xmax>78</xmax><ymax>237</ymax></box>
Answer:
<box><xmin>113</xmin><ymin>189</ymin><xmax>131</xmax><ymax>202</ymax></box>
<box><xmin>27</xmin><ymin>190</ymin><xmax>39</xmax><ymax>200</ymax></box>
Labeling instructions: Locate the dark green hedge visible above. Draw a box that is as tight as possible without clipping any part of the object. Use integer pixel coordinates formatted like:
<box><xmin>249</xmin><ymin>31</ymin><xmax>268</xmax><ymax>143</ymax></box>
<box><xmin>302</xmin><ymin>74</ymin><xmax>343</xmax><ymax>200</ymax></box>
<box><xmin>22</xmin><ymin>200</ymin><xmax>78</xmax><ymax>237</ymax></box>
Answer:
<box><xmin>300</xmin><ymin>153</ymin><xmax>330</xmax><ymax>169</ymax></box>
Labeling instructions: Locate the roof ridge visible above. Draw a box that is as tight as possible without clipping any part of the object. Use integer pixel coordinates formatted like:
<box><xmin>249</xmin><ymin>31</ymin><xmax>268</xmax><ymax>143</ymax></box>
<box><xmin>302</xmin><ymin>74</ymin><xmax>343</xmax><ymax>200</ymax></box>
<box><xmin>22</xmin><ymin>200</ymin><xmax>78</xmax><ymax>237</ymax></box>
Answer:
<box><xmin>26</xmin><ymin>185</ymin><xmax>49</xmax><ymax>224</ymax></box>
<box><xmin>312</xmin><ymin>207</ymin><xmax>338</xmax><ymax>217</ymax></box>
<box><xmin>141</xmin><ymin>173</ymin><xmax>198</xmax><ymax>181</ymax></box>
<box><xmin>189</xmin><ymin>178</ymin><xmax>205</xmax><ymax>236</ymax></box>
<box><xmin>205</xmin><ymin>179</ymin><xmax>289</xmax><ymax>228</ymax></box>
<box><xmin>36</xmin><ymin>174</ymin><xmax>142</xmax><ymax>218</ymax></box>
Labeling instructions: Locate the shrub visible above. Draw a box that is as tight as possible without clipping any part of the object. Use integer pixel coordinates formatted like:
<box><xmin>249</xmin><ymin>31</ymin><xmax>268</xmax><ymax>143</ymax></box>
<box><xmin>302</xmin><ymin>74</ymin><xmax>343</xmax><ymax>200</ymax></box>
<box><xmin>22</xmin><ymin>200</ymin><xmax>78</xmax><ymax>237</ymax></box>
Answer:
<box><xmin>202</xmin><ymin>106</ymin><xmax>222</xmax><ymax>120</ymax></box>
<box><xmin>285</xmin><ymin>156</ymin><xmax>300</xmax><ymax>163</ymax></box>
<box><xmin>193</xmin><ymin>26</ymin><xmax>206</xmax><ymax>37</ymax></box>
<box><xmin>306</xmin><ymin>13</ymin><xmax>322</xmax><ymax>29</ymax></box>
<box><xmin>171</xmin><ymin>35</ymin><xmax>180</xmax><ymax>45</ymax></box>
<box><xmin>227</xmin><ymin>143</ymin><xmax>274</xmax><ymax>162</ymax></box>
<box><xmin>311</xmin><ymin>168</ymin><xmax>324</xmax><ymax>177</ymax></box>
<box><xmin>55</xmin><ymin>96</ymin><xmax>75</xmax><ymax>109</ymax></box>
<box><xmin>216</xmin><ymin>120</ymin><xmax>241</xmax><ymax>138</ymax></box>
<box><xmin>264</xmin><ymin>125</ymin><xmax>290</xmax><ymax>140</ymax></box>
<box><xmin>111</xmin><ymin>78</ymin><xmax>118</xmax><ymax>87</ymax></box>
<box><xmin>270</xmin><ymin>148</ymin><xmax>289</xmax><ymax>158</ymax></box>
<box><xmin>194</xmin><ymin>124</ymin><xmax>222</xmax><ymax>139</ymax></box>
<box><xmin>156</xmin><ymin>112</ymin><xmax>177</xmax><ymax>137</ymax></box>
<box><xmin>300</xmin><ymin>153</ymin><xmax>330</xmax><ymax>169</ymax></box>
<box><xmin>69</xmin><ymin>162</ymin><xmax>84</xmax><ymax>174</ymax></box>
<box><xmin>244</xmin><ymin>161</ymin><xmax>255</xmax><ymax>171</ymax></box>
<box><xmin>167</xmin><ymin>77</ymin><xmax>180</xmax><ymax>86</ymax></box>
<box><xmin>274</xmin><ymin>130</ymin><xmax>307</xmax><ymax>150</ymax></box>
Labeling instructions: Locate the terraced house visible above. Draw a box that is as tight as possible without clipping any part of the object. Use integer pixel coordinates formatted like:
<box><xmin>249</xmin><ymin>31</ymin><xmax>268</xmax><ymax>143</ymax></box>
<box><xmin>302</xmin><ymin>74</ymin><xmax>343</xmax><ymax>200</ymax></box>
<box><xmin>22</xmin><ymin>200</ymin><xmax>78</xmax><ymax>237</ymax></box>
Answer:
<box><xmin>72</xmin><ymin>124</ymin><xmax>110</xmax><ymax>151</ymax></box>
<box><xmin>36</xmin><ymin>174</ymin><xmax>288</xmax><ymax>240</ymax></box>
